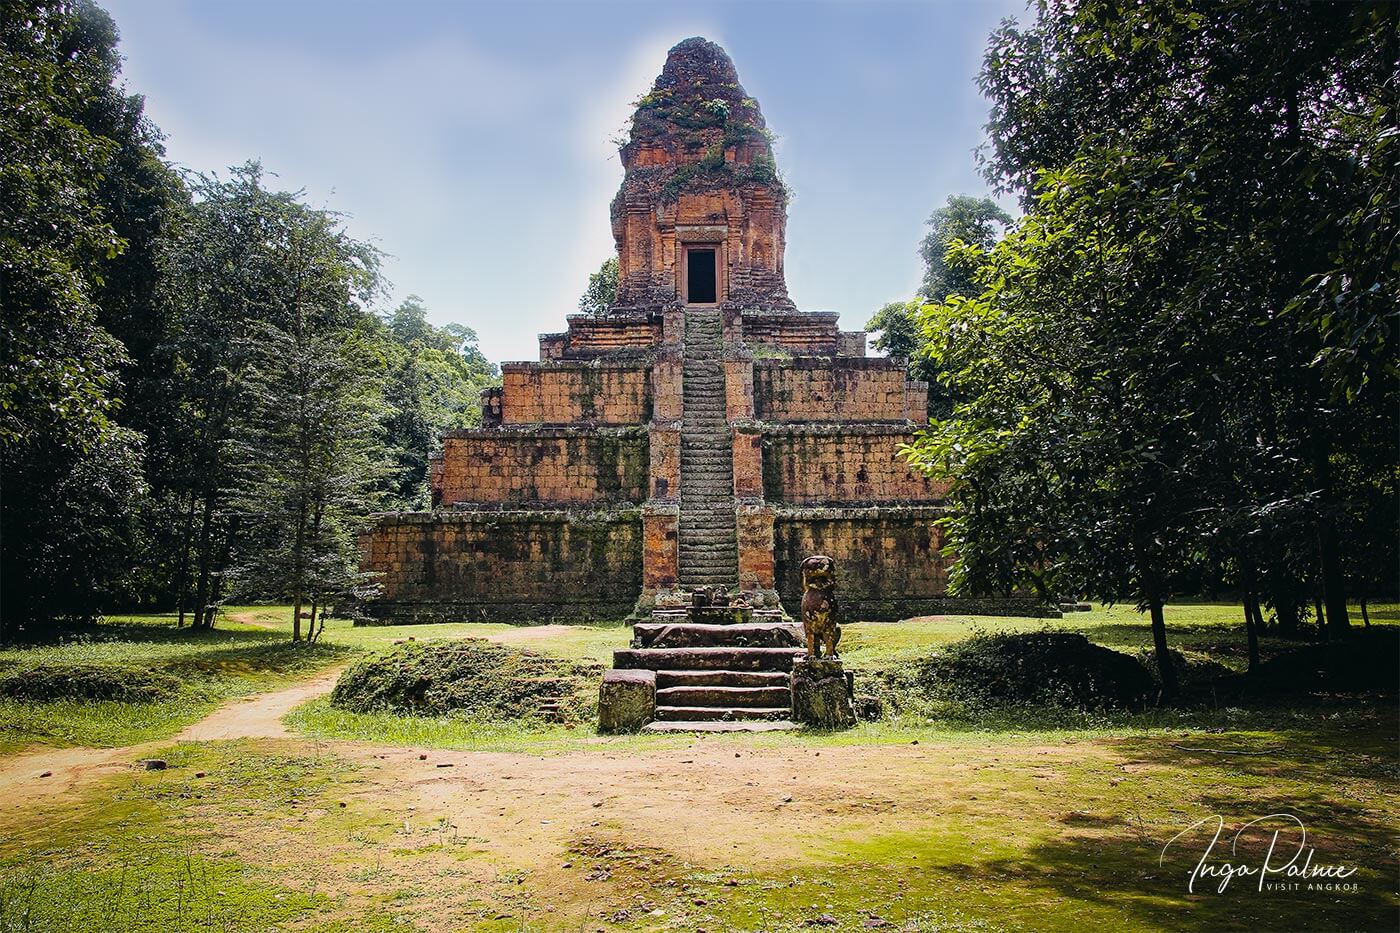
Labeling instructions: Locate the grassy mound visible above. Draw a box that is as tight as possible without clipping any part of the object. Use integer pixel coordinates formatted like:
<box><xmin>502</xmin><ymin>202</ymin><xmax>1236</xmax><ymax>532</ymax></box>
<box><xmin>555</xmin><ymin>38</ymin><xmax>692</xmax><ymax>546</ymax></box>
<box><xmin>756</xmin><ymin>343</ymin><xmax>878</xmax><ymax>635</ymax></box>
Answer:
<box><xmin>1137</xmin><ymin>647</ymin><xmax>1237</xmax><ymax>690</ymax></box>
<box><xmin>1255</xmin><ymin>629</ymin><xmax>1398</xmax><ymax>693</ymax></box>
<box><xmin>888</xmin><ymin>631</ymin><xmax>1156</xmax><ymax>710</ymax></box>
<box><xmin>0</xmin><ymin>663</ymin><xmax>182</xmax><ymax>702</ymax></box>
<box><xmin>330</xmin><ymin>639</ymin><xmax>603</xmax><ymax>723</ymax></box>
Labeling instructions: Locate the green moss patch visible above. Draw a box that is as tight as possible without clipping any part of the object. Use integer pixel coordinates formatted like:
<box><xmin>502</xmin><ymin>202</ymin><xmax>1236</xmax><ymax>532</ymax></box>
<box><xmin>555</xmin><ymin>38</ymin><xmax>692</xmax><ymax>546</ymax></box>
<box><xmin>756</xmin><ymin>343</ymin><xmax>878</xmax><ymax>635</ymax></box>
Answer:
<box><xmin>329</xmin><ymin>639</ymin><xmax>602</xmax><ymax>723</ymax></box>
<box><xmin>0</xmin><ymin>663</ymin><xmax>181</xmax><ymax>702</ymax></box>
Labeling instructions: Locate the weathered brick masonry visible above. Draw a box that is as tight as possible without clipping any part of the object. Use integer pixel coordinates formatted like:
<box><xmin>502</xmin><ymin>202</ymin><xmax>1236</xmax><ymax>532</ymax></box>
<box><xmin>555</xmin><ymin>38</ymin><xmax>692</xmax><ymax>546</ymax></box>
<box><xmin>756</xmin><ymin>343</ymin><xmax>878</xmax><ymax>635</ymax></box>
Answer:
<box><xmin>365</xmin><ymin>510</ymin><xmax>642</xmax><ymax>621</ymax></box>
<box><xmin>358</xmin><ymin>37</ymin><xmax>1045</xmax><ymax>623</ymax></box>
<box><xmin>432</xmin><ymin>428</ymin><xmax>648</xmax><ymax>508</ymax></box>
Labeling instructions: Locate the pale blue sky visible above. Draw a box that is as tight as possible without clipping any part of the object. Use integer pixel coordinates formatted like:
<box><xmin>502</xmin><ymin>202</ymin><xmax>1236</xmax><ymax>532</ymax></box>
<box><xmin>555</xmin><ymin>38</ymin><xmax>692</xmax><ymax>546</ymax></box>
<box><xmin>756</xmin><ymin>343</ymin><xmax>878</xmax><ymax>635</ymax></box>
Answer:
<box><xmin>103</xmin><ymin>0</ymin><xmax>1023</xmax><ymax>363</ymax></box>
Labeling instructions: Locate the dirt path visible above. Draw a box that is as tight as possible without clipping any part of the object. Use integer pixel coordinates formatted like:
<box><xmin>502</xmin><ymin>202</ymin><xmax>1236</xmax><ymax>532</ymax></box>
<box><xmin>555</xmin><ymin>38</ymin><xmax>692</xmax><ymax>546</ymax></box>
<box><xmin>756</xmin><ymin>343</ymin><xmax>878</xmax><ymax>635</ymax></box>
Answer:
<box><xmin>0</xmin><ymin>666</ymin><xmax>346</xmax><ymax>800</ymax></box>
<box><xmin>224</xmin><ymin>609</ymin><xmax>283</xmax><ymax>631</ymax></box>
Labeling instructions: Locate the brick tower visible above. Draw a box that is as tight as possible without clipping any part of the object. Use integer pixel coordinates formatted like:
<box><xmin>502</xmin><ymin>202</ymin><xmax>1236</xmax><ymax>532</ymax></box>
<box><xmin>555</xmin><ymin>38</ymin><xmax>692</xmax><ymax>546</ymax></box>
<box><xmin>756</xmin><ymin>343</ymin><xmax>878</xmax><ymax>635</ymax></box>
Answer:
<box><xmin>359</xmin><ymin>39</ymin><xmax>1039</xmax><ymax>637</ymax></box>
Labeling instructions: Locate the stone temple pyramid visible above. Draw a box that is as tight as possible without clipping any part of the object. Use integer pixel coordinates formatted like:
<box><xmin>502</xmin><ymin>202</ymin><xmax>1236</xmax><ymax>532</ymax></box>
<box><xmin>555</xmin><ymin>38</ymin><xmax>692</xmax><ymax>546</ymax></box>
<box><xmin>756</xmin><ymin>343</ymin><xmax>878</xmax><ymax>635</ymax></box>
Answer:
<box><xmin>359</xmin><ymin>38</ymin><xmax>1035</xmax><ymax>674</ymax></box>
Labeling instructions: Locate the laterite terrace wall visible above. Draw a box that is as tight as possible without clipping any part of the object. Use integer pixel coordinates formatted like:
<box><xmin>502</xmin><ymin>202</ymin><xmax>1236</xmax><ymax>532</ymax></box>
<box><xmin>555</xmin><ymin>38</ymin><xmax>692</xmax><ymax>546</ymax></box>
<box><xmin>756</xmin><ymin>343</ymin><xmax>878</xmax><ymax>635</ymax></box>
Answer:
<box><xmin>359</xmin><ymin>510</ymin><xmax>643</xmax><ymax>622</ymax></box>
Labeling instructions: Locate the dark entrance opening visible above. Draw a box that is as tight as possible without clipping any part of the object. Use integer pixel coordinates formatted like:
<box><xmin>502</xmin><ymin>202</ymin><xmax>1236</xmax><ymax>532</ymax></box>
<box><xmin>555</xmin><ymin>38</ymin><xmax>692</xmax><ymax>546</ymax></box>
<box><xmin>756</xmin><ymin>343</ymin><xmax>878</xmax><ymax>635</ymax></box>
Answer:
<box><xmin>687</xmin><ymin>248</ymin><xmax>717</xmax><ymax>303</ymax></box>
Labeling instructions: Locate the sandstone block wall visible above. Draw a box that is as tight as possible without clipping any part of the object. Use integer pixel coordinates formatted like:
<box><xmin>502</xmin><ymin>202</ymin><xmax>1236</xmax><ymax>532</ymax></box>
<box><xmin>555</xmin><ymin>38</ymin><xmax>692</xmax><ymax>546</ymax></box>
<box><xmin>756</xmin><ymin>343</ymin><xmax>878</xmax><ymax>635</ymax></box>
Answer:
<box><xmin>360</xmin><ymin>510</ymin><xmax>642</xmax><ymax>622</ymax></box>
<box><xmin>761</xmin><ymin>426</ymin><xmax>947</xmax><ymax>505</ymax></box>
<box><xmin>774</xmin><ymin>506</ymin><xmax>945</xmax><ymax>620</ymax></box>
<box><xmin>434</xmin><ymin>428</ymin><xmax>648</xmax><ymax>507</ymax></box>
<box><xmin>500</xmin><ymin>362</ymin><xmax>651</xmax><ymax>425</ymax></box>
<box><xmin>538</xmin><ymin>314</ymin><xmax>662</xmax><ymax>360</ymax></box>
<box><xmin>753</xmin><ymin>358</ymin><xmax>914</xmax><ymax>422</ymax></box>
<box><xmin>739</xmin><ymin>310</ymin><xmax>841</xmax><ymax>355</ymax></box>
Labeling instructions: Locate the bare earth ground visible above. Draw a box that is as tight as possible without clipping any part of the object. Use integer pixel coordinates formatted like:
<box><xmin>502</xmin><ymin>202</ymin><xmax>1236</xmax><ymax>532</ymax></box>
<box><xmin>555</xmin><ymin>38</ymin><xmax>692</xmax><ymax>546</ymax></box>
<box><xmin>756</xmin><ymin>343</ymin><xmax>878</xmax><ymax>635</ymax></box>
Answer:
<box><xmin>0</xmin><ymin>666</ymin><xmax>346</xmax><ymax>801</ymax></box>
<box><xmin>2</xmin><ymin>613</ymin><xmax>1395</xmax><ymax>932</ymax></box>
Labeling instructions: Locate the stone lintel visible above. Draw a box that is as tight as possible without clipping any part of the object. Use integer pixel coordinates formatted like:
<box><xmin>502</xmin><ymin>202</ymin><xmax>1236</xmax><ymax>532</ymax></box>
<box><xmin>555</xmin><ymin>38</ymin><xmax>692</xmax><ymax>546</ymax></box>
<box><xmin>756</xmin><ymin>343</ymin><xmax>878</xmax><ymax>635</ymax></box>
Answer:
<box><xmin>757</xmin><ymin>422</ymin><xmax>923</xmax><ymax>436</ymax></box>
<box><xmin>440</xmin><ymin>425</ymin><xmax>649</xmax><ymax>440</ymax></box>
<box><xmin>740</xmin><ymin>309</ymin><xmax>840</xmax><ymax>324</ymax></box>
<box><xmin>367</xmin><ymin>507</ymin><xmax>644</xmax><ymax>525</ymax></box>
<box><xmin>773</xmin><ymin>505</ymin><xmax>947</xmax><ymax>521</ymax></box>
<box><xmin>752</xmin><ymin>356</ymin><xmax>903</xmax><ymax>373</ymax></box>
<box><xmin>500</xmin><ymin>359</ymin><xmax>652</xmax><ymax>373</ymax></box>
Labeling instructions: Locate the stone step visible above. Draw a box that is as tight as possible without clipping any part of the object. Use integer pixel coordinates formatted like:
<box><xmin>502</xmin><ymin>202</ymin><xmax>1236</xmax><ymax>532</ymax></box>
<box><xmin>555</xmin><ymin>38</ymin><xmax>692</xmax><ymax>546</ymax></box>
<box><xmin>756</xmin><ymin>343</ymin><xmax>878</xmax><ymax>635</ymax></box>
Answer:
<box><xmin>654</xmin><ymin>705</ymin><xmax>790</xmax><ymax>722</ymax></box>
<box><xmin>655</xmin><ymin>669</ymin><xmax>790</xmax><ymax>688</ymax></box>
<box><xmin>632</xmin><ymin>622</ymin><xmax>802</xmax><ymax>649</ymax></box>
<box><xmin>642</xmin><ymin>719</ymin><xmax>797</xmax><ymax>733</ymax></box>
<box><xmin>656</xmin><ymin>685</ymin><xmax>791</xmax><ymax>708</ymax></box>
<box><xmin>614</xmin><ymin>647</ymin><xmax>804</xmax><ymax>672</ymax></box>
<box><xmin>675</xmin><ymin>557</ymin><xmax>738</xmax><ymax>568</ymax></box>
<box><xmin>676</xmin><ymin>557</ymin><xmax>738</xmax><ymax>568</ymax></box>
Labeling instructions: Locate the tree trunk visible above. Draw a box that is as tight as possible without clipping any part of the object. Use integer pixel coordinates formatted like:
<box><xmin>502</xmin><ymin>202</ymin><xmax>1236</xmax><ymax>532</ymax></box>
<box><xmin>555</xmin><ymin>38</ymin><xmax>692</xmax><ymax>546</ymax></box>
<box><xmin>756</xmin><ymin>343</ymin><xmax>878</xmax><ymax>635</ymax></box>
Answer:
<box><xmin>175</xmin><ymin>491</ymin><xmax>197</xmax><ymax>628</ymax></box>
<box><xmin>291</xmin><ymin>504</ymin><xmax>308</xmax><ymax>641</ymax></box>
<box><xmin>1243</xmin><ymin>599</ymin><xmax>1260</xmax><ymax>676</ymax></box>
<box><xmin>1240</xmin><ymin>557</ymin><xmax>1263</xmax><ymax>674</ymax></box>
<box><xmin>191</xmin><ymin>494</ymin><xmax>216</xmax><ymax>630</ymax></box>
<box><xmin>1310</xmin><ymin>436</ymin><xmax>1351</xmax><ymax>637</ymax></box>
<box><xmin>1275</xmin><ymin>597</ymin><xmax>1300</xmax><ymax>639</ymax></box>
<box><xmin>1360</xmin><ymin>598</ymin><xmax>1371</xmax><ymax>629</ymax></box>
<box><xmin>1313</xmin><ymin>590</ymin><xmax>1326</xmax><ymax>641</ymax></box>
<box><xmin>1149</xmin><ymin>596</ymin><xmax>1177</xmax><ymax>698</ymax></box>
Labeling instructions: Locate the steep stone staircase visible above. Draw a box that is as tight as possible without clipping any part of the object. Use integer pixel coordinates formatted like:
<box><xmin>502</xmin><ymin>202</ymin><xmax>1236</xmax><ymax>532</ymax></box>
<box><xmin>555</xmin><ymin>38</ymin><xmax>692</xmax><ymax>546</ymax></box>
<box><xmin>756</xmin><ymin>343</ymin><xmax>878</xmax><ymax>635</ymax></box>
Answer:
<box><xmin>678</xmin><ymin>310</ymin><xmax>739</xmax><ymax>589</ymax></box>
<box><xmin>607</xmin><ymin>313</ymin><xmax>800</xmax><ymax>730</ymax></box>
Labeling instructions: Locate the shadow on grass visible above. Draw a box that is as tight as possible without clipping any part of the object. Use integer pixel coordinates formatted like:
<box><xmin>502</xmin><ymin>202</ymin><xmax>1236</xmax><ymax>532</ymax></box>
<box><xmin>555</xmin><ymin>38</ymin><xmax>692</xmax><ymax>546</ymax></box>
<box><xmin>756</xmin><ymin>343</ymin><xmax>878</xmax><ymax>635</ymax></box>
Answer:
<box><xmin>161</xmin><ymin>639</ymin><xmax>354</xmax><ymax>680</ymax></box>
<box><xmin>0</xmin><ymin>619</ymin><xmax>283</xmax><ymax>650</ymax></box>
<box><xmin>963</xmin><ymin>722</ymin><xmax>1400</xmax><ymax>932</ymax></box>
<box><xmin>951</xmin><ymin>819</ymin><xmax>1396</xmax><ymax>932</ymax></box>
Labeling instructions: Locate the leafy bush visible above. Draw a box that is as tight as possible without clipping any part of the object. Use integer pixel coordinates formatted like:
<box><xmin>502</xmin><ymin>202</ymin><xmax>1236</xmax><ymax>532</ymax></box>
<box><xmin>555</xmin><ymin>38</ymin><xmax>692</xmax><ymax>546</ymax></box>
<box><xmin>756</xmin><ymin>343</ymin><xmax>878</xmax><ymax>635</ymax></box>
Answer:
<box><xmin>0</xmin><ymin>663</ymin><xmax>182</xmax><ymax>702</ymax></box>
<box><xmin>330</xmin><ymin>639</ymin><xmax>602</xmax><ymax>722</ymax></box>
<box><xmin>877</xmin><ymin>631</ymin><xmax>1155</xmax><ymax>711</ymax></box>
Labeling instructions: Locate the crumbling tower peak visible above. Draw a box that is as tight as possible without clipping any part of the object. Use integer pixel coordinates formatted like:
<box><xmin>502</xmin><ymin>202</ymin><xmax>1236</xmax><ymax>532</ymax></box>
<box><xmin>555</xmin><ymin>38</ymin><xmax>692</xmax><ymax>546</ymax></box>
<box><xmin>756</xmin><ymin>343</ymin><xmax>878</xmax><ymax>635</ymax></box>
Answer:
<box><xmin>612</xmin><ymin>37</ymin><xmax>790</xmax><ymax>311</ymax></box>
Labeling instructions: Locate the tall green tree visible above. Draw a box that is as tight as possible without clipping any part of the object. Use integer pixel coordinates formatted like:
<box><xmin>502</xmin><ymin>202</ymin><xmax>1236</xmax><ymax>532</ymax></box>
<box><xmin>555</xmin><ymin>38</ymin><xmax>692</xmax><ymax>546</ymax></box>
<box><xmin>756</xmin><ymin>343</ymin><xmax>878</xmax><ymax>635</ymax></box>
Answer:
<box><xmin>0</xmin><ymin>0</ymin><xmax>160</xmax><ymax>629</ymax></box>
<box><xmin>578</xmin><ymin>256</ymin><xmax>618</xmax><ymax>315</ymax></box>
<box><xmin>157</xmin><ymin>163</ymin><xmax>384</xmax><ymax>631</ymax></box>
<box><xmin>232</xmin><ymin>322</ymin><xmax>389</xmax><ymax>643</ymax></box>
<box><xmin>378</xmin><ymin>294</ymin><xmax>498</xmax><ymax>508</ymax></box>
<box><xmin>867</xmin><ymin>196</ymin><xmax>1011</xmax><ymax>418</ymax></box>
<box><xmin>909</xmin><ymin>0</ymin><xmax>1398</xmax><ymax>666</ymax></box>
<box><xmin>917</xmin><ymin>195</ymin><xmax>1011</xmax><ymax>302</ymax></box>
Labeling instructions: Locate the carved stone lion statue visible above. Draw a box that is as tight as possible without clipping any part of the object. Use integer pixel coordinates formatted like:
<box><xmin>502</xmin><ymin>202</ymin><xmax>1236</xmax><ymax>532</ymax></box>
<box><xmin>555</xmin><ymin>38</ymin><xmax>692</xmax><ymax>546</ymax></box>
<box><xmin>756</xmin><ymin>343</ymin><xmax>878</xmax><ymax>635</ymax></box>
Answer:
<box><xmin>800</xmin><ymin>554</ymin><xmax>840</xmax><ymax>659</ymax></box>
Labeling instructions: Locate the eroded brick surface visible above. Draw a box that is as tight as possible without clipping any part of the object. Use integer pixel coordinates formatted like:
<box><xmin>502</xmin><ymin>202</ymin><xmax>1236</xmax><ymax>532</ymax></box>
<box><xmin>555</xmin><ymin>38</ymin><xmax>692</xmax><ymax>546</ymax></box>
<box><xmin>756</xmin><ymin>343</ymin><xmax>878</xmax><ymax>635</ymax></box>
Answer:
<box><xmin>434</xmin><ymin>429</ymin><xmax>648</xmax><ymax>507</ymax></box>
<box><xmin>359</xmin><ymin>510</ymin><xmax>642</xmax><ymax>622</ymax></box>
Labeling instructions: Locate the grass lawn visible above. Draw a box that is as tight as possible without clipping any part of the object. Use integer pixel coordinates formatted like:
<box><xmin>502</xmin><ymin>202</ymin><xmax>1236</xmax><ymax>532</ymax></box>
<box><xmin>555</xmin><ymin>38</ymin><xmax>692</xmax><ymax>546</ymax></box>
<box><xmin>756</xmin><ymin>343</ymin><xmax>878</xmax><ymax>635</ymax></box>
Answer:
<box><xmin>0</xmin><ymin>602</ymin><xmax>1394</xmax><ymax>931</ymax></box>
<box><xmin>0</xmin><ymin>608</ymin><xmax>351</xmax><ymax>754</ymax></box>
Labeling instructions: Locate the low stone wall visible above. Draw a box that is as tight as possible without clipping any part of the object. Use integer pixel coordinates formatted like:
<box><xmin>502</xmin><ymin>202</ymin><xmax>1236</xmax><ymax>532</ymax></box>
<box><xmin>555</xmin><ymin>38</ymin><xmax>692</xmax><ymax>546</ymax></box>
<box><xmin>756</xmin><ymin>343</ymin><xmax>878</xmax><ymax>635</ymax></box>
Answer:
<box><xmin>739</xmin><ymin>310</ymin><xmax>841</xmax><ymax>354</ymax></box>
<box><xmin>500</xmin><ymin>361</ymin><xmax>651</xmax><ymax>425</ymax></box>
<box><xmin>538</xmin><ymin>313</ymin><xmax>663</xmax><ymax>360</ymax></box>
<box><xmin>761</xmin><ymin>425</ymin><xmax>947</xmax><ymax>505</ymax></box>
<box><xmin>359</xmin><ymin>509</ymin><xmax>643</xmax><ymax>623</ymax></box>
<box><xmin>753</xmin><ymin>358</ymin><xmax>913</xmax><ymax>422</ymax></box>
<box><xmin>434</xmin><ymin>427</ymin><xmax>648</xmax><ymax>507</ymax></box>
<box><xmin>773</xmin><ymin>506</ymin><xmax>1054</xmax><ymax>620</ymax></box>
